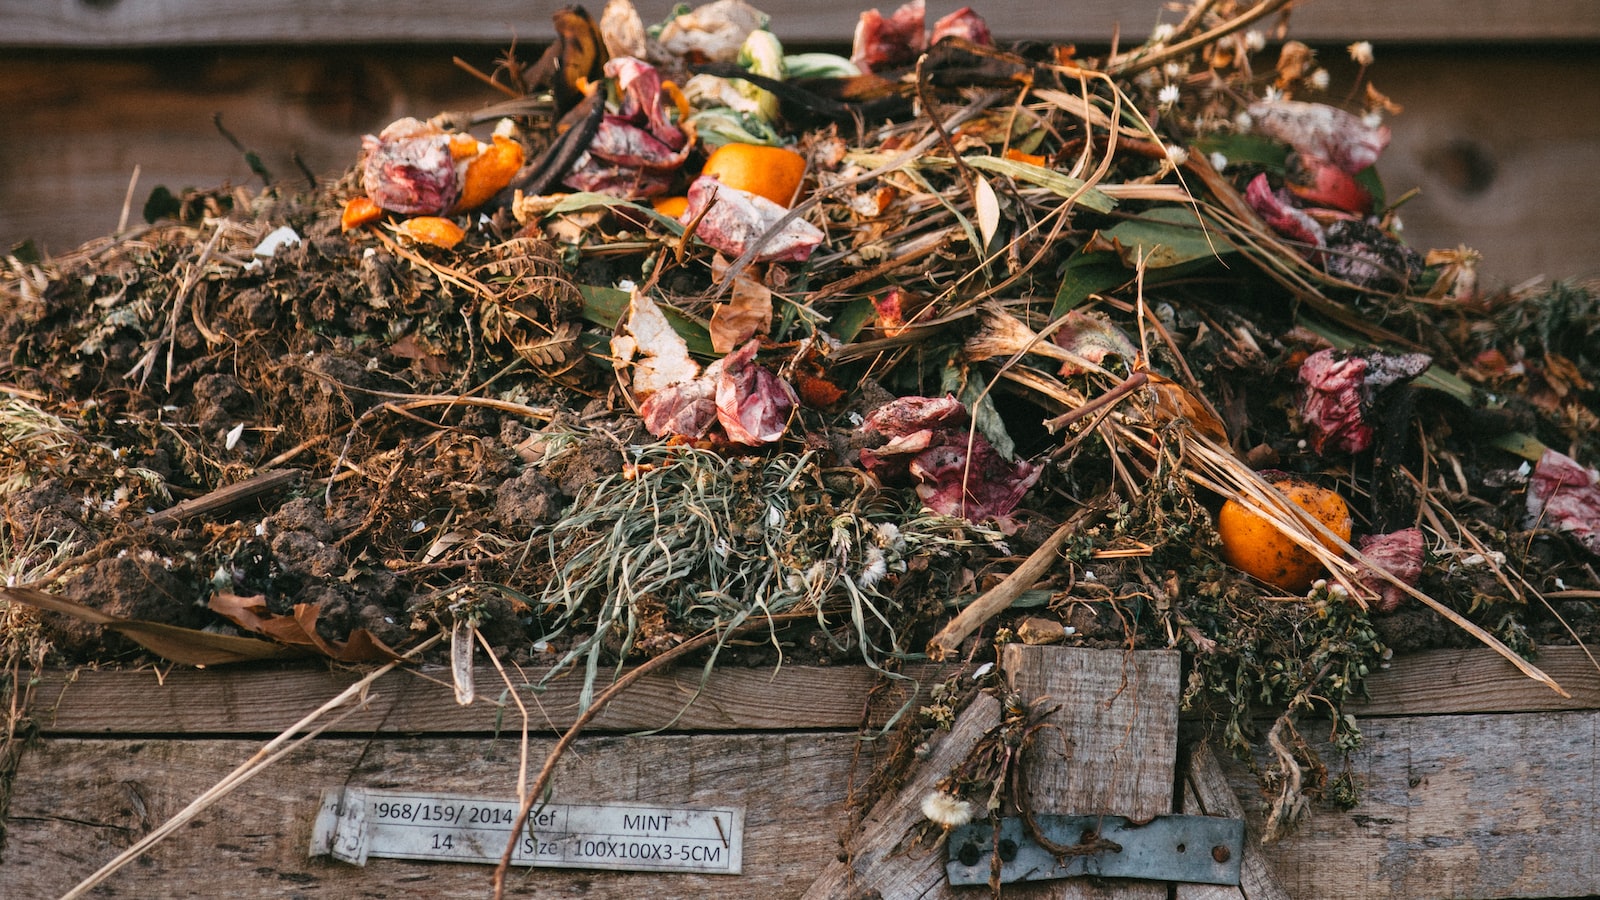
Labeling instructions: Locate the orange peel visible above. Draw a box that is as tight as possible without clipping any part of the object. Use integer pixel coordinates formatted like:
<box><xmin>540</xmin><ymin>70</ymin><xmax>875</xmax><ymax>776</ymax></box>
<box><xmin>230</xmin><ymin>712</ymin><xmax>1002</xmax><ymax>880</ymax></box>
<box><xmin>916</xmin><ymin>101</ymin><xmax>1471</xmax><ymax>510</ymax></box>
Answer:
<box><xmin>396</xmin><ymin>216</ymin><xmax>466</xmax><ymax>249</ymax></box>
<box><xmin>700</xmin><ymin>142</ymin><xmax>807</xmax><ymax>207</ymax></box>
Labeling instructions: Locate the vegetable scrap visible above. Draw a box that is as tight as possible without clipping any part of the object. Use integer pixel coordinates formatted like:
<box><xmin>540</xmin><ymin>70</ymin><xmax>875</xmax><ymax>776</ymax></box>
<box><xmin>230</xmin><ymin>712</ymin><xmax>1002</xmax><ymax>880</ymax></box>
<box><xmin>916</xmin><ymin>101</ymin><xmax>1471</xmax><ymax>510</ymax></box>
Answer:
<box><xmin>3</xmin><ymin>0</ymin><xmax>1599</xmax><ymax>844</ymax></box>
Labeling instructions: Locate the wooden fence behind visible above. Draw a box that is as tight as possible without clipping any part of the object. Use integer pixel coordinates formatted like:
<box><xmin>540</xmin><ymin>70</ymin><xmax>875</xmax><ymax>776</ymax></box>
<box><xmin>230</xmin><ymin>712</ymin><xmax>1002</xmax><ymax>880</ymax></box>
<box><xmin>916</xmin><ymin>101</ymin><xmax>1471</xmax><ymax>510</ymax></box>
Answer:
<box><xmin>2</xmin><ymin>1</ymin><xmax>1597</xmax><ymax>285</ymax></box>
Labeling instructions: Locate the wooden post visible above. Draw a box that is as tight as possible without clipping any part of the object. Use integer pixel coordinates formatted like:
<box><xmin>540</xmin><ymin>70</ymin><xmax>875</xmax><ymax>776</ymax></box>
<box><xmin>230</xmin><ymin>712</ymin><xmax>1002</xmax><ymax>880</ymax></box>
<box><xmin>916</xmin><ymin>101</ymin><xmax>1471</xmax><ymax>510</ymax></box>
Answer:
<box><xmin>801</xmin><ymin>692</ymin><xmax>1002</xmax><ymax>899</ymax></box>
<box><xmin>1001</xmin><ymin>644</ymin><xmax>1181</xmax><ymax>899</ymax></box>
<box><xmin>1177</xmin><ymin>741</ymin><xmax>1292</xmax><ymax>900</ymax></box>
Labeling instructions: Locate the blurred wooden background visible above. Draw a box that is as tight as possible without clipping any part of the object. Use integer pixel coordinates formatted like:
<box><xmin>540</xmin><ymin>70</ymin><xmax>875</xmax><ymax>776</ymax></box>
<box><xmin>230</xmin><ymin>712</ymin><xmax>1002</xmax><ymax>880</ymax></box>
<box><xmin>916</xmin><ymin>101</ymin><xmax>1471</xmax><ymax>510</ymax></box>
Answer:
<box><xmin>2</xmin><ymin>0</ymin><xmax>1597</xmax><ymax>287</ymax></box>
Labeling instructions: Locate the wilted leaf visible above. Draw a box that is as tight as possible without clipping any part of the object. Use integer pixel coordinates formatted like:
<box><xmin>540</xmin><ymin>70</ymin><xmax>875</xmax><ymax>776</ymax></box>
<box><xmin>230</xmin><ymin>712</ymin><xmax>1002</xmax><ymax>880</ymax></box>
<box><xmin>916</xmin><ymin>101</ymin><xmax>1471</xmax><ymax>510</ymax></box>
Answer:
<box><xmin>579</xmin><ymin>284</ymin><xmax>712</xmax><ymax>355</ymax></box>
<box><xmin>974</xmin><ymin>173</ymin><xmax>1000</xmax><ymax>249</ymax></box>
<box><xmin>210</xmin><ymin>591</ymin><xmax>403</xmax><ymax>663</ymax></box>
<box><xmin>5</xmin><ymin>587</ymin><xmax>302</xmax><ymax>666</ymax></box>
<box><xmin>963</xmin><ymin>155</ymin><xmax>1117</xmax><ymax>214</ymax></box>
<box><xmin>1084</xmin><ymin>205</ymin><xmax>1238</xmax><ymax>269</ymax></box>
<box><xmin>682</xmin><ymin>176</ymin><xmax>824</xmax><ymax>262</ymax></box>
<box><xmin>546</xmin><ymin>192</ymin><xmax>685</xmax><ymax>235</ymax></box>
<box><xmin>611</xmin><ymin>290</ymin><xmax>702</xmax><ymax>396</ymax></box>
<box><xmin>709</xmin><ymin>273</ymin><xmax>773</xmax><ymax>353</ymax></box>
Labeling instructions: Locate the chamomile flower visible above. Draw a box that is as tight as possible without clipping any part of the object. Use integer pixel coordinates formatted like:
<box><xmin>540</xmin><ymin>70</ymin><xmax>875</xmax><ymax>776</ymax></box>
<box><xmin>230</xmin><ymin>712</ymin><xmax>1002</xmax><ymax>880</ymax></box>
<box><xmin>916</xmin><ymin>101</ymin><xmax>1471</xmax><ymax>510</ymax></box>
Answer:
<box><xmin>1348</xmin><ymin>41</ymin><xmax>1374</xmax><ymax>66</ymax></box>
<box><xmin>1158</xmin><ymin>83</ymin><xmax>1181</xmax><ymax>108</ymax></box>
<box><xmin>1309</xmin><ymin>68</ymin><xmax>1330</xmax><ymax>90</ymax></box>
<box><xmin>1164</xmin><ymin>144</ymin><xmax>1189</xmax><ymax>165</ymax></box>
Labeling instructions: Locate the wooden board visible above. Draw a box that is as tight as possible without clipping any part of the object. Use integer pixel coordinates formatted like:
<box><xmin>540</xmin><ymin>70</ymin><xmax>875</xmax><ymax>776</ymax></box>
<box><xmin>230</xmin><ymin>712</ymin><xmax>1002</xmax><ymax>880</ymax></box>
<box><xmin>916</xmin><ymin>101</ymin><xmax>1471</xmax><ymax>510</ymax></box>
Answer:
<box><xmin>33</xmin><ymin>661</ymin><xmax>940</xmax><ymax>736</ymax></box>
<box><xmin>3</xmin><ymin>47</ymin><xmax>1595</xmax><ymax>288</ymax></box>
<box><xmin>2</xmin><ymin>732</ymin><xmax>866</xmax><ymax>897</ymax></box>
<box><xmin>4</xmin><ymin>0</ymin><xmax>1597</xmax><ymax>46</ymax></box>
<box><xmin>1219</xmin><ymin>710</ymin><xmax>1600</xmax><ymax>899</ymax></box>
<box><xmin>1353</xmin><ymin>644</ymin><xmax>1600</xmax><ymax>716</ymax></box>
<box><xmin>801</xmin><ymin>692</ymin><xmax>1003</xmax><ymax>899</ymax></box>
<box><xmin>24</xmin><ymin>645</ymin><xmax>1599</xmax><ymax>739</ymax></box>
<box><xmin>1002</xmin><ymin>645</ymin><xmax>1181</xmax><ymax>899</ymax></box>
<box><xmin>1178</xmin><ymin>742</ymin><xmax>1292</xmax><ymax>900</ymax></box>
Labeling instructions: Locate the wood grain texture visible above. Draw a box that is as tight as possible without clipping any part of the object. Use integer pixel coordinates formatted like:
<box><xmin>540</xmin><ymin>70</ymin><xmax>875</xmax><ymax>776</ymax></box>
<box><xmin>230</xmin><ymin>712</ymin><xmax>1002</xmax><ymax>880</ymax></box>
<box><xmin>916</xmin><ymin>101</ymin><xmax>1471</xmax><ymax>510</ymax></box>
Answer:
<box><xmin>801</xmin><ymin>691</ymin><xmax>1002</xmax><ymax>899</ymax></box>
<box><xmin>34</xmin><ymin>661</ymin><xmax>940</xmax><ymax>735</ymax></box>
<box><xmin>1353</xmin><ymin>644</ymin><xmax>1600</xmax><ymax>716</ymax></box>
<box><xmin>1002</xmin><ymin>645</ymin><xmax>1181</xmax><ymax>899</ymax></box>
<box><xmin>3</xmin><ymin>1</ymin><xmax>1597</xmax><ymax>47</ymax></box>
<box><xmin>1219</xmin><ymin>710</ymin><xmax>1600</xmax><ymax>900</ymax></box>
<box><xmin>2</xmin><ymin>731</ymin><xmax>865</xmax><ymax>897</ymax></box>
<box><xmin>1180</xmin><ymin>742</ymin><xmax>1292</xmax><ymax>900</ymax></box>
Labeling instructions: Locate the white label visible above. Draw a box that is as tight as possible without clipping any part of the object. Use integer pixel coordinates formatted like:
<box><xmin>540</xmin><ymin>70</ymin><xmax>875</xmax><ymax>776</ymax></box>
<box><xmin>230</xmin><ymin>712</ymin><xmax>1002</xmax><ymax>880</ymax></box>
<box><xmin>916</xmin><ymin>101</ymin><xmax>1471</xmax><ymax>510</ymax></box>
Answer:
<box><xmin>311</xmin><ymin>788</ymin><xmax>742</xmax><ymax>875</ymax></box>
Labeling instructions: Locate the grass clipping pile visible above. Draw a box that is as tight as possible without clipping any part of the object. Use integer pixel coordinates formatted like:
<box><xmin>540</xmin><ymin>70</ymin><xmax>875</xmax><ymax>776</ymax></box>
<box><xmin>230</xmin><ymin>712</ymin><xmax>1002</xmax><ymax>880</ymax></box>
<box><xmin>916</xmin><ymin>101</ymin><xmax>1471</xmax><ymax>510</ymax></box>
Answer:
<box><xmin>5</xmin><ymin>0</ymin><xmax>1600</xmax><ymax>864</ymax></box>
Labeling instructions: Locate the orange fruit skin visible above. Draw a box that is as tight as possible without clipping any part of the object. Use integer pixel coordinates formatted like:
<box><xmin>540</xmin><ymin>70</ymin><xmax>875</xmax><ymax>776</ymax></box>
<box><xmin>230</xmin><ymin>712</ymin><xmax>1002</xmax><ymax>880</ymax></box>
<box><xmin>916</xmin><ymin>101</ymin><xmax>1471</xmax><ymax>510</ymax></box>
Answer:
<box><xmin>452</xmin><ymin>136</ymin><xmax>525</xmax><ymax>213</ymax></box>
<box><xmin>341</xmin><ymin>196</ymin><xmax>383</xmax><ymax>232</ymax></box>
<box><xmin>652</xmin><ymin>195</ymin><xmax>689</xmax><ymax>219</ymax></box>
<box><xmin>1218</xmin><ymin>478</ymin><xmax>1352</xmax><ymax>592</ymax></box>
<box><xmin>396</xmin><ymin>216</ymin><xmax>466</xmax><ymax>249</ymax></box>
<box><xmin>700</xmin><ymin>143</ymin><xmax>807</xmax><ymax>207</ymax></box>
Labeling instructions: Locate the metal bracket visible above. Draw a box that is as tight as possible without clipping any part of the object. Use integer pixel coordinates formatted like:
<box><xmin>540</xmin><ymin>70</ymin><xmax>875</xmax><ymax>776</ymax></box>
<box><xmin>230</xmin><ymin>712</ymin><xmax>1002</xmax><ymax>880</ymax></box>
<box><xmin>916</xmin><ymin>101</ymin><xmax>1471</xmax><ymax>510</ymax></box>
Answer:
<box><xmin>945</xmin><ymin>813</ymin><xmax>1244</xmax><ymax>886</ymax></box>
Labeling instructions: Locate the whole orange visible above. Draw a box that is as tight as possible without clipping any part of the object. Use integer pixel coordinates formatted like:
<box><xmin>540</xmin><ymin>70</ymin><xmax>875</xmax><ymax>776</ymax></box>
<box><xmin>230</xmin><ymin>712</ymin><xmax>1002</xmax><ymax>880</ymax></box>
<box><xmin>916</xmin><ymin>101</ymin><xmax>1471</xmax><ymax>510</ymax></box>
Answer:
<box><xmin>700</xmin><ymin>143</ymin><xmax>807</xmax><ymax>207</ymax></box>
<box><xmin>1218</xmin><ymin>477</ymin><xmax>1351</xmax><ymax>592</ymax></box>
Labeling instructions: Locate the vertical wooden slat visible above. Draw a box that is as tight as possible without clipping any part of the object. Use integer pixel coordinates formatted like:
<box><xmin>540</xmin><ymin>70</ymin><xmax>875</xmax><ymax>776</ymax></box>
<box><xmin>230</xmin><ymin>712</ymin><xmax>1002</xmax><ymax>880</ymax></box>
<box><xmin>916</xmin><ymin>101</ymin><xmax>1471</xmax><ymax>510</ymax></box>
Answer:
<box><xmin>1001</xmin><ymin>645</ymin><xmax>1181</xmax><ymax>899</ymax></box>
<box><xmin>1180</xmin><ymin>742</ymin><xmax>1292</xmax><ymax>900</ymax></box>
<box><xmin>801</xmin><ymin>692</ymin><xmax>1002</xmax><ymax>900</ymax></box>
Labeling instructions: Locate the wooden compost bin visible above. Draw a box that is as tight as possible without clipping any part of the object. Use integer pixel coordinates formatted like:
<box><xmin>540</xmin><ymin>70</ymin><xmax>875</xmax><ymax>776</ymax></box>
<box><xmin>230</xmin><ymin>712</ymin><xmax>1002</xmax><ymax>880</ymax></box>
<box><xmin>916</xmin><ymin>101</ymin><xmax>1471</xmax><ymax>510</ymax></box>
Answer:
<box><xmin>5</xmin><ymin>643</ymin><xmax>1599</xmax><ymax>898</ymax></box>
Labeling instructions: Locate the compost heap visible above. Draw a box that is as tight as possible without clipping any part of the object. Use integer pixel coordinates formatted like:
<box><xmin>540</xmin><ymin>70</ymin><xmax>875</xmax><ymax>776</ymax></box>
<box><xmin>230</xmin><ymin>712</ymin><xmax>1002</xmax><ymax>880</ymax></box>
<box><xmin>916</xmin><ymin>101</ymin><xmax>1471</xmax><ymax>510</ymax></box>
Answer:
<box><xmin>4</xmin><ymin>0</ymin><xmax>1599</xmax><ymax>830</ymax></box>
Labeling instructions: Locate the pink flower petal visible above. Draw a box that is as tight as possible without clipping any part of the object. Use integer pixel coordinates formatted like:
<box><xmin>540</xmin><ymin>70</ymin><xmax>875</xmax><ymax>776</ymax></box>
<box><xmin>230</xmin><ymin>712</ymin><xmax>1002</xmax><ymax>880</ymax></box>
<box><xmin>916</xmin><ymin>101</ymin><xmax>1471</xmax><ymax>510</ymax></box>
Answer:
<box><xmin>714</xmin><ymin>340</ymin><xmax>797</xmax><ymax>445</ymax></box>
<box><xmin>1357</xmin><ymin>528</ymin><xmax>1424</xmax><ymax>612</ymax></box>
<box><xmin>683</xmin><ymin>175</ymin><xmax>824</xmax><ymax>263</ymax></box>
<box><xmin>931</xmin><ymin>7</ymin><xmax>992</xmax><ymax>45</ymax></box>
<box><xmin>1527</xmin><ymin>449</ymin><xmax>1600</xmax><ymax>556</ymax></box>
<box><xmin>855</xmin><ymin>394</ymin><xmax>1039</xmax><ymax>525</ymax></box>
<box><xmin>1247</xmin><ymin>99</ymin><xmax>1391</xmax><ymax>174</ymax></box>
<box><xmin>361</xmin><ymin>118</ymin><xmax>459</xmax><ymax>215</ymax></box>
<box><xmin>852</xmin><ymin>0</ymin><xmax>928</xmax><ymax>73</ymax></box>
<box><xmin>1246</xmin><ymin>173</ymin><xmax>1325</xmax><ymax>250</ymax></box>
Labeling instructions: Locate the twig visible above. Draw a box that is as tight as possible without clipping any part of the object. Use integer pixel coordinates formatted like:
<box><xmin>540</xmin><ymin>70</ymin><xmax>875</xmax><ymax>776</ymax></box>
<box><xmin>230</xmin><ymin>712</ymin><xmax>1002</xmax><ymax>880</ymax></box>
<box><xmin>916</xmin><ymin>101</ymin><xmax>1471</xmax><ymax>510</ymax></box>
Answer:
<box><xmin>142</xmin><ymin>467</ymin><xmax>302</xmax><ymax>528</ymax></box>
<box><xmin>926</xmin><ymin>500</ymin><xmax>1107</xmax><ymax>660</ymax></box>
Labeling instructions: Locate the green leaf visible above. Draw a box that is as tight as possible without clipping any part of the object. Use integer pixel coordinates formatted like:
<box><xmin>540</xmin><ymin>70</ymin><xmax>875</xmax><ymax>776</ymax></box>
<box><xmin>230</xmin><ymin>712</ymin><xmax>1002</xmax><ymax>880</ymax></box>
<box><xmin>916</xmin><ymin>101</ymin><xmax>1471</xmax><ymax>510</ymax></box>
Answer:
<box><xmin>1052</xmin><ymin>250</ymin><xmax>1131</xmax><ymax>319</ymax></box>
<box><xmin>546</xmin><ymin>192</ymin><xmax>684</xmax><ymax>235</ymax></box>
<box><xmin>576</xmin><ymin>284</ymin><xmax>714</xmax><ymax>357</ymax></box>
<box><xmin>1353</xmin><ymin>165</ymin><xmax>1387</xmax><ymax>212</ymax></box>
<box><xmin>1089</xmin><ymin>205</ymin><xmax>1236</xmax><ymax>269</ymax></box>
<box><xmin>832</xmin><ymin>296</ymin><xmax>877</xmax><ymax>343</ymax></box>
<box><xmin>962</xmin><ymin>155</ymin><xmax>1118</xmax><ymax>214</ymax></box>
<box><xmin>1192</xmin><ymin>132</ymin><xmax>1289</xmax><ymax>170</ymax></box>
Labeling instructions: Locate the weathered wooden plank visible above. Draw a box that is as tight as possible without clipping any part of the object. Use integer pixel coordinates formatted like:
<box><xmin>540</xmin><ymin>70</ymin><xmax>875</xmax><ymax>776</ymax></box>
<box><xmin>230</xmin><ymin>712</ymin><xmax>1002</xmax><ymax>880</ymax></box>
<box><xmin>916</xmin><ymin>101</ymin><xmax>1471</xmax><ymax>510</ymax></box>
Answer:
<box><xmin>34</xmin><ymin>661</ymin><xmax>939</xmax><ymax>735</ymax></box>
<box><xmin>2</xmin><ymin>731</ymin><xmax>864</xmax><ymax>897</ymax></box>
<box><xmin>1002</xmin><ymin>645</ymin><xmax>1181</xmax><ymax>899</ymax></box>
<box><xmin>1219</xmin><ymin>710</ymin><xmax>1600</xmax><ymax>899</ymax></box>
<box><xmin>1180</xmin><ymin>742</ymin><xmax>1292</xmax><ymax>900</ymax></box>
<box><xmin>801</xmin><ymin>691</ymin><xmax>1002</xmax><ymax>899</ymax></box>
<box><xmin>1354</xmin><ymin>644</ymin><xmax>1600</xmax><ymax>717</ymax></box>
<box><xmin>4</xmin><ymin>0</ymin><xmax>1597</xmax><ymax>47</ymax></box>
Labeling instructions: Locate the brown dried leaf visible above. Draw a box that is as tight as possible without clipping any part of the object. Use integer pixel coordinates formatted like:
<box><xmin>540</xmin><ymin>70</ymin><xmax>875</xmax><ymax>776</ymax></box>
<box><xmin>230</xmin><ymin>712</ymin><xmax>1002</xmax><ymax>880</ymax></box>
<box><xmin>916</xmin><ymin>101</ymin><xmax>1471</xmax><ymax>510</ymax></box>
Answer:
<box><xmin>5</xmin><ymin>586</ymin><xmax>301</xmax><ymax>666</ymax></box>
<box><xmin>709</xmin><ymin>274</ymin><xmax>773</xmax><ymax>353</ymax></box>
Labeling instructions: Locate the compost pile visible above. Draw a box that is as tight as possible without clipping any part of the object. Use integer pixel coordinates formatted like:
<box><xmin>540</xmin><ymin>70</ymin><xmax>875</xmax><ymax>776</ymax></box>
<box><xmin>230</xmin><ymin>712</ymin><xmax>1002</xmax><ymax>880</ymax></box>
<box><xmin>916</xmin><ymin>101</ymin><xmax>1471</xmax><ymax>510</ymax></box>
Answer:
<box><xmin>4</xmin><ymin>0</ymin><xmax>1600</xmax><ymax>818</ymax></box>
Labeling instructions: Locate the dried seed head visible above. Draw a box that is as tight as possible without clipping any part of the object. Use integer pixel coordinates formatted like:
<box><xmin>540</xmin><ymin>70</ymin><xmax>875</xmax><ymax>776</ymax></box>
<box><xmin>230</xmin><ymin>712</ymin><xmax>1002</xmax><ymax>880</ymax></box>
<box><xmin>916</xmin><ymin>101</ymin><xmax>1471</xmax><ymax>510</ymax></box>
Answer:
<box><xmin>921</xmin><ymin>791</ymin><xmax>975</xmax><ymax>829</ymax></box>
